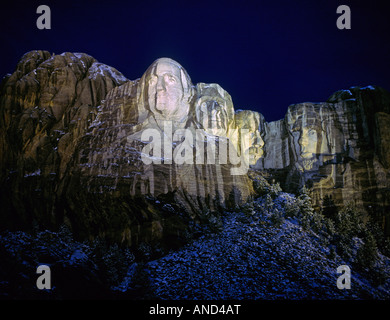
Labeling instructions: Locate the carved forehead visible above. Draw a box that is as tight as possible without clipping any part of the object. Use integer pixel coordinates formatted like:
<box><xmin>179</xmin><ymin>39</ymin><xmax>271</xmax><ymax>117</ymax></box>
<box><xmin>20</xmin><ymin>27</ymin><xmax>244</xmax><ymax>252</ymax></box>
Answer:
<box><xmin>235</xmin><ymin>111</ymin><xmax>259</xmax><ymax>130</ymax></box>
<box><xmin>198</xmin><ymin>96</ymin><xmax>227</xmax><ymax>109</ymax></box>
<box><xmin>151</xmin><ymin>58</ymin><xmax>182</xmax><ymax>76</ymax></box>
<box><xmin>292</xmin><ymin>118</ymin><xmax>320</xmax><ymax>131</ymax></box>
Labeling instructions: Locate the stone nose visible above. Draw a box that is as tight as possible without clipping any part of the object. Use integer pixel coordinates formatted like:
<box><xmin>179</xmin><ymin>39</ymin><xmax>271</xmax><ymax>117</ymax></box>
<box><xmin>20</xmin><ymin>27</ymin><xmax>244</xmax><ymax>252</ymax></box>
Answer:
<box><xmin>156</xmin><ymin>76</ymin><xmax>166</xmax><ymax>92</ymax></box>
<box><xmin>254</xmin><ymin>134</ymin><xmax>263</xmax><ymax>146</ymax></box>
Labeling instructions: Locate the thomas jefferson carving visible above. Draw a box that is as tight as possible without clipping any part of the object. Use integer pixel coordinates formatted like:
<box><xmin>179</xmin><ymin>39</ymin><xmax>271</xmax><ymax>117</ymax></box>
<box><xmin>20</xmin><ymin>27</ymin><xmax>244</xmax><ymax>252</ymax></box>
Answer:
<box><xmin>193</xmin><ymin>83</ymin><xmax>235</xmax><ymax>137</ymax></box>
<box><xmin>195</xmin><ymin>98</ymin><xmax>229</xmax><ymax>137</ymax></box>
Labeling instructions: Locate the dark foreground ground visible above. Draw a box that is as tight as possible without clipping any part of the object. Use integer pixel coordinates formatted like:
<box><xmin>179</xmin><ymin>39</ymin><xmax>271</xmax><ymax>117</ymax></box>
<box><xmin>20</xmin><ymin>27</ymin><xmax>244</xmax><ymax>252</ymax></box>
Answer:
<box><xmin>1</xmin><ymin>192</ymin><xmax>390</xmax><ymax>300</ymax></box>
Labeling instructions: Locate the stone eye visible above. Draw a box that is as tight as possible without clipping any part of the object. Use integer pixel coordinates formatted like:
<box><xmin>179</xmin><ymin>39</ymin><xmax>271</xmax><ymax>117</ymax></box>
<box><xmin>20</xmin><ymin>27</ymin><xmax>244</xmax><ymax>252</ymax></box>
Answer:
<box><xmin>200</xmin><ymin>102</ymin><xmax>208</xmax><ymax>112</ymax></box>
<box><xmin>167</xmin><ymin>75</ymin><xmax>176</xmax><ymax>83</ymax></box>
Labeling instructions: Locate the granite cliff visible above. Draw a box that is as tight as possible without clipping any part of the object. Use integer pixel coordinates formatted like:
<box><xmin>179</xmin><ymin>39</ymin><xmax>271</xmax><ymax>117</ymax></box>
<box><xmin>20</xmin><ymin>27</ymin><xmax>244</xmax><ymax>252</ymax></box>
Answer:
<box><xmin>1</xmin><ymin>51</ymin><xmax>389</xmax><ymax>248</ymax></box>
<box><xmin>256</xmin><ymin>86</ymin><xmax>390</xmax><ymax>235</ymax></box>
<box><xmin>0</xmin><ymin>52</ymin><xmax>253</xmax><ymax>247</ymax></box>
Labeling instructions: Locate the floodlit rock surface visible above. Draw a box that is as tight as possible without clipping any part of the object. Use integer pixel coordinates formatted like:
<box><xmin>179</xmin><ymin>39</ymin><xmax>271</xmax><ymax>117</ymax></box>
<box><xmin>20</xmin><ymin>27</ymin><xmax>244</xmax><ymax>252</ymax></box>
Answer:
<box><xmin>1</xmin><ymin>51</ymin><xmax>390</xmax><ymax>248</ymax></box>
<box><xmin>0</xmin><ymin>52</ymin><xmax>253</xmax><ymax>246</ymax></box>
<box><xmin>257</xmin><ymin>87</ymin><xmax>390</xmax><ymax>235</ymax></box>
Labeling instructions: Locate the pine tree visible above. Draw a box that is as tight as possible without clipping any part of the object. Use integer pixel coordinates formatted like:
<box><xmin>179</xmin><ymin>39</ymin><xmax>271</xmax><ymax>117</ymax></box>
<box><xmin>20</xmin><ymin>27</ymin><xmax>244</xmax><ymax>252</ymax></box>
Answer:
<box><xmin>322</xmin><ymin>195</ymin><xmax>338</xmax><ymax>221</ymax></box>
<box><xmin>298</xmin><ymin>186</ymin><xmax>314</xmax><ymax>216</ymax></box>
<box><xmin>298</xmin><ymin>186</ymin><xmax>314</xmax><ymax>230</ymax></box>
<box><xmin>356</xmin><ymin>233</ymin><xmax>377</xmax><ymax>270</ymax></box>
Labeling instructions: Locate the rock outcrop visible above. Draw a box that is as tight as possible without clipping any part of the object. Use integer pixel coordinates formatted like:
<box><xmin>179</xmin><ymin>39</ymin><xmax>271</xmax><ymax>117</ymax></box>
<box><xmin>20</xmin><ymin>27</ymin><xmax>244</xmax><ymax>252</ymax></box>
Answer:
<box><xmin>0</xmin><ymin>51</ymin><xmax>128</xmax><ymax>234</ymax></box>
<box><xmin>1</xmin><ymin>51</ymin><xmax>389</xmax><ymax>246</ymax></box>
<box><xmin>0</xmin><ymin>52</ymin><xmax>253</xmax><ymax>247</ymax></box>
<box><xmin>256</xmin><ymin>86</ymin><xmax>390</xmax><ymax>234</ymax></box>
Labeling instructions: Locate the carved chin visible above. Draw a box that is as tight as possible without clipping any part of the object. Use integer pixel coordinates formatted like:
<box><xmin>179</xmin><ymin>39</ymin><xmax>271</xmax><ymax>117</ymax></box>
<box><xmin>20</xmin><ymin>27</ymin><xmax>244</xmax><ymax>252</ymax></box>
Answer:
<box><xmin>155</xmin><ymin>102</ymin><xmax>168</xmax><ymax>111</ymax></box>
<box><xmin>301</xmin><ymin>152</ymin><xmax>315</xmax><ymax>159</ymax></box>
<box><xmin>157</xmin><ymin>105</ymin><xmax>179</xmax><ymax>116</ymax></box>
<box><xmin>249</xmin><ymin>147</ymin><xmax>263</xmax><ymax>161</ymax></box>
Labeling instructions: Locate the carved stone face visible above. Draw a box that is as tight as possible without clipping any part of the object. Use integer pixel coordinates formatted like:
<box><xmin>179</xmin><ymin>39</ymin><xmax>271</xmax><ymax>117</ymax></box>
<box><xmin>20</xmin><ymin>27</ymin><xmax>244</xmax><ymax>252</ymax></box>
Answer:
<box><xmin>145</xmin><ymin>58</ymin><xmax>191</xmax><ymax>123</ymax></box>
<box><xmin>289</xmin><ymin>104</ymin><xmax>344</xmax><ymax>171</ymax></box>
<box><xmin>299</xmin><ymin>127</ymin><xmax>319</xmax><ymax>159</ymax></box>
<box><xmin>196</xmin><ymin>98</ymin><xmax>229</xmax><ymax>137</ymax></box>
<box><xmin>248</xmin><ymin>130</ymin><xmax>264</xmax><ymax>164</ymax></box>
<box><xmin>234</xmin><ymin>110</ymin><xmax>264</xmax><ymax>165</ymax></box>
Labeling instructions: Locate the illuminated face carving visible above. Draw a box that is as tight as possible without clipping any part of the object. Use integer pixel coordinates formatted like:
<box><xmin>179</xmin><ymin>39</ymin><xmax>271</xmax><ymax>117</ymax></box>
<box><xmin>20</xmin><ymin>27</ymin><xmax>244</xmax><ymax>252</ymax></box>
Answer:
<box><xmin>144</xmin><ymin>58</ymin><xmax>192</xmax><ymax>123</ymax></box>
<box><xmin>299</xmin><ymin>127</ymin><xmax>318</xmax><ymax>159</ymax></box>
<box><xmin>196</xmin><ymin>98</ymin><xmax>229</xmax><ymax>137</ymax></box>
<box><xmin>248</xmin><ymin>130</ymin><xmax>264</xmax><ymax>165</ymax></box>
<box><xmin>234</xmin><ymin>110</ymin><xmax>264</xmax><ymax>165</ymax></box>
<box><xmin>288</xmin><ymin>104</ymin><xmax>345</xmax><ymax>171</ymax></box>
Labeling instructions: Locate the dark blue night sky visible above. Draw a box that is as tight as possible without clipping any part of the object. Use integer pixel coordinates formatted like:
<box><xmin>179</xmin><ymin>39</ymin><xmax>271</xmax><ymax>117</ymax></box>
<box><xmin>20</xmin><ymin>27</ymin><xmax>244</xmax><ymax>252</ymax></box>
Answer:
<box><xmin>1</xmin><ymin>0</ymin><xmax>389</xmax><ymax>121</ymax></box>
